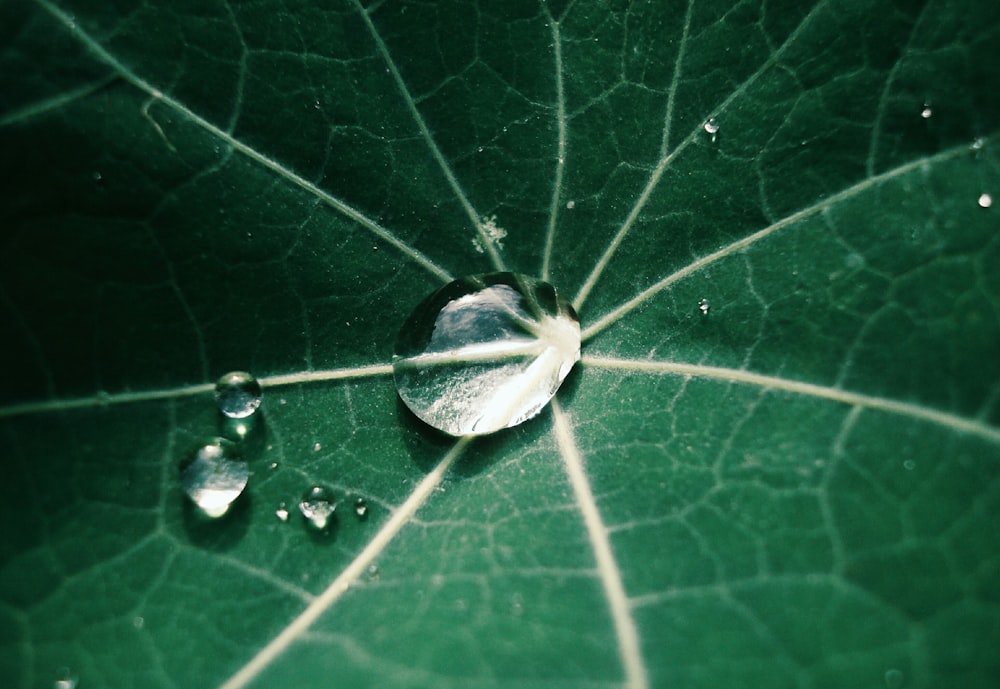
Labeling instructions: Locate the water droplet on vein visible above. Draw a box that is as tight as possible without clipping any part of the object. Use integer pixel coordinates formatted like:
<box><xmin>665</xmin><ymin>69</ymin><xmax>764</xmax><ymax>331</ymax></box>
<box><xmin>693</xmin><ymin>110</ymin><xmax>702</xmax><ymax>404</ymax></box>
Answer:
<box><xmin>392</xmin><ymin>273</ymin><xmax>580</xmax><ymax>436</ymax></box>
<box><xmin>215</xmin><ymin>371</ymin><xmax>262</xmax><ymax>419</ymax></box>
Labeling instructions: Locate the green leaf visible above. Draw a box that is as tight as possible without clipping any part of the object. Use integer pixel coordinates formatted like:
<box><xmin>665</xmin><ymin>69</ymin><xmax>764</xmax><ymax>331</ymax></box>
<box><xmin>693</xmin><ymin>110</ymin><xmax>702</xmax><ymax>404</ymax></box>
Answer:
<box><xmin>2</xmin><ymin>0</ymin><xmax>998</xmax><ymax>687</ymax></box>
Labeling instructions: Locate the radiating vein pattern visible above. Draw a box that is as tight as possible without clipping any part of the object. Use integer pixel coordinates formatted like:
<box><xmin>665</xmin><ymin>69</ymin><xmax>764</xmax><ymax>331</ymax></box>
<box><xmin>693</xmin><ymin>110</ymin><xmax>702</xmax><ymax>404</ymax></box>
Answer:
<box><xmin>349</xmin><ymin>0</ymin><xmax>506</xmax><ymax>273</ymax></box>
<box><xmin>32</xmin><ymin>0</ymin><xmax>453</xmax><ymax>283</ymax></box>
<box><xmin>218</xmin><ymin>437</ymin><xmax>471</xmax><ymax>689</ymax></box>
<box><xmin>581</xmin><ymin>136</ymin><xmax>992</xmax><ymax>340</ymax></box>
<box><xmin>572</xmin><ymin>0</ymin><xmax>831</xmax><ymax>309</ymax></box>
<box><xmin>552</xmin><ymin>400</ymin><xmax>650</xmax><ymax>689</ymax></box>
<box><xmin>0</xmin><ymin>364</ymin><xmax>394</xmax><ymax>419</ymax></box>
<box><xmin>583</xmin><ymin>356</ymin><xmax>1000</xmax><ymax>444</ymax></box>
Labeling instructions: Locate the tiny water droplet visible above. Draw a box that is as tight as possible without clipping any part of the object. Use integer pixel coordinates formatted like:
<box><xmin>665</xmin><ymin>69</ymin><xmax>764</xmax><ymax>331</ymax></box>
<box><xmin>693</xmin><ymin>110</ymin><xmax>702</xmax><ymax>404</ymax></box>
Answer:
<box><xmin>845</xmin><ymin>252</ymin><xmax>865</xmax><ymax>269</ymax></box>
<box><xmin>275</xmin><ymin>503</ymin><xmax>289</xmax><ymax>522</ymax></box>
<box><xmin>313</xmin><ymin>442</ymin><xmax>322</xmax><ymax>452</ymax></box>
<box><xmin>54</xmin><ymin>668</ymin><xmax>77</xmax><ymax>689</ymax></box>
<box><xmin>393</xmin><ymin>273</ymin><xmax>580</xmax><ymax>436</ymax></box>
<box><xmin>132</xmin><ymin>616</ymin><xmax>145</xmax><ymax>629</ymax></box>
<box><xmin>884</xmin><ymin>668</ymin><xmax>905</xmax><ymax>688</ymax></box>
<box><xmin>978</xmin><ymin>193</ymin><xmax>992</xmax><ymax>208</ymax></box>
<box><xmin>268</xmin><ymin>461</ymin><xmax>278</xmax><ymax>470</ymax></box>
<box><xmin>180</xmin><ymin>439</ymin><xmax>249</xmax><ymax>518</ymax></box>
<box><xmin>903</xmin><ymin>459</ymin><xmax>916</xmax><ymax>471</ymax></box>
<box><xmin>367</xmin><ymin>563</ymin><xmax>380</xmax><ymax>580</ymax></box>
<box><xmin>477</xmin><ymin>146</ymin><xmax>484</xmax><ymax>153</ymax></box>
<box><xmin>566</xmin><ymin>200</ymin><xmax>575</xmax><ymax>209</ymax></box>
<box><xmin>971</xmin><ymin>137</ymin><xmax>985</xmax><ymax>150</ymax></box>
<box><xmin>698</xmin><ymin>299</ymin><xmax>710</xmax><ymax>314</ymax></box>
<box><xmin>220</xmin><ymin>412</ymin><xmax>259</xmax><ymax>442</ymax></box>
<box><xmin>703</xmin><ymin>118</ymin><xmax>720</xmax><ymax>134</ymax></box>
<box><xmin>299</xmin><ymin>486</ymin><xmax>336</xmax><ymax>530</ymax></box>
<box><xmin>354</xmin><ymin>497</ymin><xmax>368</xmax><ymax>519</ymax></box>
<box><xmin>215</xmin><ymin>371</ymin><xmax>262</xmax><ymax>419</ymax></box>
<box><xmin>920</xmin><ymin>104</ymin><xmax>933</xmax><ymax>119</ymax></box>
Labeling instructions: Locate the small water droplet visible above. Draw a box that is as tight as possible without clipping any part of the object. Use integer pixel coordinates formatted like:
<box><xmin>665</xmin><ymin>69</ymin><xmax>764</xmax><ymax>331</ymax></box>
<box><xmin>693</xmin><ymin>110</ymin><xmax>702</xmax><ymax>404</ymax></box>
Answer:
<box><xmin>566</xmin><ymin>200</ymin><xmax>575</xmax><ymax>209</ymax></box>
<box><xmin>845</xmin><ymin>252</ymin><xmax>865</xmax><ymax>269</ymax></box>
<box><xmin>477</xmin><ymin>146</ymin><xmax>484</xmax><ymax>153</ymax></box>
<box><xmin>393</xmin><ymin>273</ymin><xmax>580</xmax><ymax>436</ymax></box>
<box><xmin>354</xmin><ymin>497</ymin><xmax>368</xmax><ymax>519</ymax></box>
<box><xmin>275</xmin><ymin>503</ymin><xmax>289</xmax><ymax>522</ymax></box>
<box><xmin>920</xmin><ymin>104</ymin><xmax>933</xmax><ymax>119</ymax></box>
<box><xmin>510</xmin><ymin>592</ymin><xmax>524</xmax><ymax>616</ymax></box>
<box><xmin>299</xmin><ymin>486</ymin><xmax>336</xmax><ymax>530</ymax></box>
<box><xmin>54</xmin><ymin>668</ymin><xmax>78</xmax><ymax>689</ymax></box>
<box><xmin>132</xmin><ymin>616</ymin><xmax>145</xmax><ymax>629</ymax></box>
<box><xmin>971</xmin><ymin>137</ymin><xmax>985</xmax><ymax>150</ymax></box>
<box><xmin>215</xmin><ymin>371</ymin><xmax>262</xmax><ymax>419</ymax></box>
<box><xmin>220</xmin><ymin>412</ymin><xmax>259</xmax><ymax>442</ymax></box>
<box><xmin>312</xmin><ymin>442</ymin><xmax>322</xmax><ymax>452</ymax></box>
<box><xmin>978</xmin><ymin>193</ymin><xmax>992</xmax><ymax>208</ymax></box>
<box><xmin>884</xmin><ymin>668</ymin><xmax>905</xmax><ymax>688</ymax></box>
<box><xmin>367</xmin><ymin>563</ymin><xmax>380</xmax><ymax>580</ymax></box>
<box><xmin>703</xmin><ymin>118</ymin><xmax>719</xmax><ymax>142</ymax></box>
<box><xmin>903</xmin><ymin>459</ymin><xmax>916</xmax><ymax>471</ymax></box>
<box><xmin>698</xmin><ymin>298</ymin><xmax>710</xmax><ymax>314</ymax></box>
<box><xmin>180</xmin><ymin>439</ymin><xmax>249</xmax><ymax>518</ymax></box>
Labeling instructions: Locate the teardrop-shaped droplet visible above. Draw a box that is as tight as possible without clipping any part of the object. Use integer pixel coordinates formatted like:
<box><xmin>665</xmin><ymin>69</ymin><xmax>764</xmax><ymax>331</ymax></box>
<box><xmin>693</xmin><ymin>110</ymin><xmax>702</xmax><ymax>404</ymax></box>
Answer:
<box><xmin>393</xmin><ymin>273</ymin><xmax>580</xmax><ymax>436</ymax></box>
<box><xmin>299</xmin><ymin>486</ymin><xmax>336</xmax><ymax>530</ymax></box>
<box><xmin>180</xmin><ymin>439</ymin><xmax>249</xmax><ymax>518</ymax></box>
<box><xmin>215</xmin><ymin>371</ymin><xmax>262</xmax><ymax>419</ymax></box>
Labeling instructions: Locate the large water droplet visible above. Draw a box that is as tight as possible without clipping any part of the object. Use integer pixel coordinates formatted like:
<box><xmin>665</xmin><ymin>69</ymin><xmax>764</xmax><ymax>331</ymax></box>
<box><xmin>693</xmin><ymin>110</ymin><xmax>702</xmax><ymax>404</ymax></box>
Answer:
<box><xmin>215</xmin><ymin>371</ymin><xmax>262</xmax><ymax>419</ymax></box>
<box><xmin>393</xmin><ymin>272</ymin><xmax>580</xmax><ymax>436</ymax></box>
<box><xmin>299</xmin><ymin>486</ymin><xmax>336</xmax><ymax>530</ymax></box>
<box><xmin>180</xmin><ymin>439</ymin><xmax>249</xmax><ymax>518</ymax></box>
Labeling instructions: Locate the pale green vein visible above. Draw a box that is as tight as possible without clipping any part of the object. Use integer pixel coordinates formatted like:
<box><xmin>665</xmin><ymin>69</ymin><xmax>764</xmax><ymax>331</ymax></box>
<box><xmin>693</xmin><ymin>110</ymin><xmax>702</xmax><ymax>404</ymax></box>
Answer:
<box><xmin>541</xmin><ymin>16</ymin><xmax>567</xmax><ymax>281</ymax></box>
<box><xmin>349</xmin><ymin>0</ymin><xmax>506</xmax><ymax>272</ymax></box>
<box><xmin>551</xmin><ymin>400</ymin><xmax>650</xmax><ymax>689</ymax></box>
<box><xmin>582</xmin><ymin>356</ymin><xmax>1000</xmax><ymax>444</ymax></box>
<box><xmin>217</xmin><ymin>436</ymin><xmax>471</xmax><ymax>689</ymax></box>
<box><xmin>33</xmin><ymin>0</ymin><xmax>453</xmax><ymax>283</ymax></box>
<box><xmin>0</xmin><ymin>364</ymin><xmax>394</xmax><ymax>420</ymax></box>
<box><xmin>0</xmin><ymin>73</ymin><xmax>117</xmax><ymax>127</ymax></box>
<box><xmin>581</xmin><ymin>137</ymin><xmax>989</xmax><ymax>340</ymax></box>
<box><xmin>572</xmin><ymin>0</ymin><xmax>829</xmax><ymax>310</ymax></box>
<box><xmin>866</xmin><ymin>1</ymin><xmax>930</xmax><ymax>177</ymax></box>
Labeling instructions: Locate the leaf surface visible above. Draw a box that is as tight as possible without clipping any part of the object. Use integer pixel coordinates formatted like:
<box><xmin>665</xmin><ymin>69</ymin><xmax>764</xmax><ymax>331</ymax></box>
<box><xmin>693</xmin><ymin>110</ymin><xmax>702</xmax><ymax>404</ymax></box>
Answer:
<box><xmin>1</xmin><ymin>0</ymin><xmax>999</xmax><ymax>688</ymax></box>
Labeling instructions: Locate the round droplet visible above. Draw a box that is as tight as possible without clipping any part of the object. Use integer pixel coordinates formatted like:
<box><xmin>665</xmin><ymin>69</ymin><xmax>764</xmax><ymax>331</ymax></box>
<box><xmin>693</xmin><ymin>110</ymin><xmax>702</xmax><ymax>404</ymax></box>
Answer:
<box><xmin>884</xmin><ymin>669</ymin><xmax>905</xmax><ymax>688</ymax></box>
<box><xmin>215</xmin><ymin>371</ymin><xmax>262</xmax><ymax>419</ymax></box>
<box><xmin>393</xmin><ymin>272</ymin><xmax>580</xmax><ymax>436</ymax></box>
<box><xmin>978</xmin><ymin>193</ymin><xmax>992</xmax><ymax>208</ymax></box>
<box><xmin>299</xmin><ymin>486</ymin><xmax>336</xmax><ymax>530</ymax></box>
<box><xmin>275</xmin><ymin>503</ymin><xmax>289</xmax><ymax>522</ymax></box>
<box><xmin>920</xmin><ymin>104</ymin><xmax>933</xmax><ymax>119</ymax></box>
<box><xmin>903</xmin><ymin>459</ymin><xmax>916</xmax><ymax>471</ymax></box>
<box><xmin>703</xmin><ymin>118</ymin><xmax>720</xmax><ymax>134</ymax></box>
<box><xmin>354</xmin><ymin>497</ymin><xmax>369</xmax><ymax>520</ymax></box>
<box><xmin>180</xmin><ymin>439</ymin><xmax>249</xmax><ymax>518</ymax></box>
<box><xmin>698</xmin><ymin>298</ymin><xmax>710</xmax><ymax>314</ymax></box>
<box><xmin>312</xmin><ymin>442</ymin><xmax>322</xmax><ymax>452</ymax></box>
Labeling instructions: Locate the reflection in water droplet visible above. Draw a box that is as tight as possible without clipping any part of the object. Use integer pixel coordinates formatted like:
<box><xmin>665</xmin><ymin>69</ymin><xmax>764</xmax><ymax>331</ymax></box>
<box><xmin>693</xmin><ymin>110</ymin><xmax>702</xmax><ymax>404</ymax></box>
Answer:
<box><xmin>299</xmin><ymin>486</ymin><xmax>336</xmax><ymax>530</ymax></box>
<box><xmin>215</xmin><ymin>371</ymin><xmax>262</xmax><ymax>419</ymax></box>
<box><xmin>920</xmin><ymin>104</ymin><xmax>933</xmax><ymax>119</ymax></box>
<box><xmin>566</xmin><ymin>200</ymin><xmax>575</xmax><ymax>209</ymax></box>
<box><xmin>698</xmin><ymin>299</ymin><xmax>710</xmax><ymax>314</ymax></box>
<box><xmin>54</xmin><ymin>668</ymin><xmax>78</xmax><ymax>689</ymax></box>
<box><xmin>275</xmin><ymin>503</ymin><xmax>289</xmax><ymax>522</ymax></box>
<box><xmin>393</xmin><ymin>273</ymin><xmax>580</xmax><ymax>436</ymax></box>
<box><xmin>354</xmin><ymin>497</ymin><xmax>369</xmax><ymax>520</ymax></box>
<box><xmin>180</xmin><ymin>439</ymin><xmax>249</xmax><ymax>518</ymax></box>
<box><xmin>884</xmin><ymin>668</ymin><xmax>905</xmax><ymax>688</ymax></box>
<box><xmin>978</xmin><ymin>193</ymin><xmax>992</xmax><ymax>208</ymax></box>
